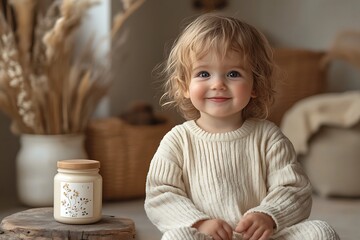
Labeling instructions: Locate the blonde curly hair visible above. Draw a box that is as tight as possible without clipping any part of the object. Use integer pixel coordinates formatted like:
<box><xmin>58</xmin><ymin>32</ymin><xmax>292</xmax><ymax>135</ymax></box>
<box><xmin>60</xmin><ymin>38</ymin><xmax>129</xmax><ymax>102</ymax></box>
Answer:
<box><xmin>159</xmin><ymin>13</ymin><xmax>275</xmax><ymax>120</ymax></box>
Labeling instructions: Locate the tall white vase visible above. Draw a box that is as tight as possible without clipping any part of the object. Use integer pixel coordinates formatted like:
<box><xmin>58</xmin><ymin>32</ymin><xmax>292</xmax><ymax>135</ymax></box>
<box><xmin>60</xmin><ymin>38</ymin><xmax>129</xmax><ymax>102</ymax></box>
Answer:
<box><xmin>16</xmin><ymin>134</ymin><xmax>88</xmax><ymax>207</ymax></box>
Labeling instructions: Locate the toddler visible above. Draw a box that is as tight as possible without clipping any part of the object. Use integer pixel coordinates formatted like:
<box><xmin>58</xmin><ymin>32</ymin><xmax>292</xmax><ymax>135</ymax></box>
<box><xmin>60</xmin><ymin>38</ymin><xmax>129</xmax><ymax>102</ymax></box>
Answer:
<box><xmin>145</xmin><ymin>13</ymin><xmax>340</xmax><ymax>240</ymax></box>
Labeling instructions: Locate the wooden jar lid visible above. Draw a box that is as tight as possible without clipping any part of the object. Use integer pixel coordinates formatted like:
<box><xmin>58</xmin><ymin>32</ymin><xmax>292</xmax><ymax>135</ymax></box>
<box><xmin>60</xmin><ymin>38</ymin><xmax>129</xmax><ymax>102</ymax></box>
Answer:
<box><xmin>57</xmin><ymin>160</ymin><xmax>100</xmax><ymax>170</ymax></box>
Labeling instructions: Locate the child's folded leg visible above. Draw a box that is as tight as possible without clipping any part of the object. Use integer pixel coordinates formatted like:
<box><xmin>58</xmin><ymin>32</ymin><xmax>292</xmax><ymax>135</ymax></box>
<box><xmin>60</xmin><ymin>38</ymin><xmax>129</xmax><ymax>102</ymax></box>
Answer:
<box><xmin>161</xmin><ymin>227</ymin><xmax>212</xmax><ymax>240</ymax></box>
<box><xmin>161</xmin><ymin>228</ymin><xmax>246</xmax><ymax>240</ymax></box>
<box><xmin>273</xmin><ymin>220</ymin><xmax>340</xmax><ymax>240</ymax></box>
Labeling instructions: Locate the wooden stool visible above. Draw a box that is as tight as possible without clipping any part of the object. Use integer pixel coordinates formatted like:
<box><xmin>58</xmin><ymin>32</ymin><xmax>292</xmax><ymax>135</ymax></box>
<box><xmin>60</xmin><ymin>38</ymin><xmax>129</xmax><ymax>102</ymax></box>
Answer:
<box><xmin>0</xmin><ymin>208</ymin><xmax>136</xmax><ymax>240</ymax></box>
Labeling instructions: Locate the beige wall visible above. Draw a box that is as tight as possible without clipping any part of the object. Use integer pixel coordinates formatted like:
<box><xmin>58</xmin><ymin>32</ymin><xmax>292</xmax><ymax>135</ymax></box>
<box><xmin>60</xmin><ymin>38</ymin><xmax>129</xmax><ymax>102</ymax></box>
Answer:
<box><xmin>1</xmin><ymin>0</ymin><xmax>360</xmax><ymax>201</ymax></box>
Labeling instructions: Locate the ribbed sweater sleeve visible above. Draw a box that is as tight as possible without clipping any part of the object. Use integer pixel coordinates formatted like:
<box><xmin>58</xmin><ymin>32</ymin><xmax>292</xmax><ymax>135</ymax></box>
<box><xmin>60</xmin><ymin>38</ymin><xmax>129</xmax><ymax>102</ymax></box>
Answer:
<box><xmin>144</xmin><ymin>128</ymin><xmax>210</xmax><ymax>232</ymax></box>
<box><xmin>245</xmin><ymin>131</ymin><xmax>312</xmax><ymax>232</ymax></box>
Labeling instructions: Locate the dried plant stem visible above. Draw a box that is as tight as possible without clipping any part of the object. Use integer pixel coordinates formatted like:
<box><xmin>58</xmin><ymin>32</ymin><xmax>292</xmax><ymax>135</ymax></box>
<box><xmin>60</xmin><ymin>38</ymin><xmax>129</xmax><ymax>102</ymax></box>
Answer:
<box><xmin>5</xmin><ymin>3</ymin><xmax>14</xmax><ymax>30</ymax></box>
<box><xmin>73</xmin><ymin>71</ymin><xmax>92</xmax><ymax>132</ymax></box>
<box><xmin>31</xmin><ymin>87</ymin><xmax>46</xmax><ymax>134</ymax></box>
<box><xmin>32</xmin><ymin>1</ymin><xmax>60</xmax><ymax>75</ymax></box>
<box><xmin>111</xmin><ymin>0</ymin><xmax>145</xmax><ymax>38</ymax></box>
<box><xmin>80</xmin><ymin>83</ymin><xmax>108</xmax><ymax>130</ymax></box>
<box><xmin>62</xmin><ymin>77</ymin><xmax>69</xmax><ymax>133</ymax></box>
<box><xmin>323</xmin><ymin>31</ymin><xmax>360</xmax><ymax>70</ymax></box>
<box><xmin>9</xmin><ymin>0</ymin><xmax>37</xmax><ymax>64</ymax></box>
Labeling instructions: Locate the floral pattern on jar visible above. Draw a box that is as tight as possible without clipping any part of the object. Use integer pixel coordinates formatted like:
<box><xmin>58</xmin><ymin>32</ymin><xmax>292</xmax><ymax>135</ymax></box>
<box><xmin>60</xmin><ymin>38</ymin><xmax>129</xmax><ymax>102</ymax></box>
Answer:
<box><xmin>60</xmin><ymin>182</ymin><xmax>93</xmax><ymax>218</ymax></box>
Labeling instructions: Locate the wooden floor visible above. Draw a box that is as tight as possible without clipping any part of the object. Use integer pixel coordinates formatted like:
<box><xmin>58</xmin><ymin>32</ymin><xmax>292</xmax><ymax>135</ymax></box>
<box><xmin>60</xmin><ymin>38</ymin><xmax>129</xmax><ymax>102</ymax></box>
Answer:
<box><xmin>1</xmin><ymin>195</ymin><xmax>359</xmax><ymax>240</ymax></box>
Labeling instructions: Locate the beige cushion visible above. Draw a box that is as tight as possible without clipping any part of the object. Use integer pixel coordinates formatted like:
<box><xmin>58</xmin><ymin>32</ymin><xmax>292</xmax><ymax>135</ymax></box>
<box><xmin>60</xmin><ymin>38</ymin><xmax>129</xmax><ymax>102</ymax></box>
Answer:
<box><xmin>300</xmin><ymin>123</ymin><xmax>360</xmax><ymax>197</ymax></box>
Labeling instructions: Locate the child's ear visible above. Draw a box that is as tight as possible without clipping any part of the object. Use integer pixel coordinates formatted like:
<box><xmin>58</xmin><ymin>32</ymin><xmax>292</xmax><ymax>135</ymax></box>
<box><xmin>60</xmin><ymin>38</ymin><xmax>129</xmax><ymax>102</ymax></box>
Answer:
<box><xmin>182</xmin><ymin>81</ymin><xmax>190</xmax><ymax>98</ymax></box>
<box><xmin>251</xmin><ymin>90</ymin><xmax>257</xmax><ymax>98</ymax></box>
<box><xmin>178</xmin><ymin>78</ymin><xmax>190</xmax><ymax>98</ymax></box>
<box><xmin>184</xmin><ymin>90</ymin><xmax>190</xmax><ymax>98</ymax></box>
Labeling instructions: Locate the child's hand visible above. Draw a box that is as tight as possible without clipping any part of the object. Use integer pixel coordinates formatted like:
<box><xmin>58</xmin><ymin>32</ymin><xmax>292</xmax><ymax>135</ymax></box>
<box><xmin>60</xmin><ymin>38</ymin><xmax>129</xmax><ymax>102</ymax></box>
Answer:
<box><xmin>193</xmin><ymin>219</ymin><xmax>233</xmax><ymax>240</ymax></box>
<box><xmin>235</xmin><ymin>212</ymin><xmax>275</xmax><ymax>240</ymax></box>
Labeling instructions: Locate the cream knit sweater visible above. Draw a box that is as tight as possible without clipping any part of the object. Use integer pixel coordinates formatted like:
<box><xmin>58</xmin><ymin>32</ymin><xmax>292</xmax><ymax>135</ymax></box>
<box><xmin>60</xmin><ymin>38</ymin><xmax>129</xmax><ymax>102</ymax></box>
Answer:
<box><xmin>145</xmin><ymin>119</ymin><xmax>312</xmax><ymax>235</ymax></box>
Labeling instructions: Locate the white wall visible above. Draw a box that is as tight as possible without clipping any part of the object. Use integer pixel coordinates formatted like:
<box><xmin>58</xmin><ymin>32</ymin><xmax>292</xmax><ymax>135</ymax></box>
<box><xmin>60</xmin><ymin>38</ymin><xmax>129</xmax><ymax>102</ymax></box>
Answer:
<box><xmin>1</xmin><ymin>0</ymin><xmax>360</xmax><ymax>201</ymax></box>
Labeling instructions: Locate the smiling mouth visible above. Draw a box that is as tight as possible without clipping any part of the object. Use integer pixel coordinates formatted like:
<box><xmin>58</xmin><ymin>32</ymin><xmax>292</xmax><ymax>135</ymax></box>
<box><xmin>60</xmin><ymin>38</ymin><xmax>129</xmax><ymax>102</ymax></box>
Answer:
<box><xmin>207</xmin><ymin>97</ymin><xmax>231</xmax><ymax>102</ymax></box>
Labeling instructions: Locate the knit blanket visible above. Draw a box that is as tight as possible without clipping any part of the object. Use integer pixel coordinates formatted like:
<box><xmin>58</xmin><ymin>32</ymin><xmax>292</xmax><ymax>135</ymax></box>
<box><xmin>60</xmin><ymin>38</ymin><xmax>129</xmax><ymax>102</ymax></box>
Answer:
<box><xmin>280</xmin><ymin>91</ymin><xmax>360</xmax><ymax>155</ymax></box>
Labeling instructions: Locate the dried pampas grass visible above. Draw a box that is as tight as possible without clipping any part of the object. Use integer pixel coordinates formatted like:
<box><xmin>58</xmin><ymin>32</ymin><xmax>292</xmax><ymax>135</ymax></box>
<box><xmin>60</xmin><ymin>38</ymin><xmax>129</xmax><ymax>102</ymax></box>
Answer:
<box><xmin>9</xmin><ymin>0</ymin><xmax>37</xmax><ymax>63</ymax></box>
<box><xmin>323</xmin><ymin>30</ymin><xmax>360</xmax><ymax>70</ymax></box>
<box><xmin>0</xmin><ymin>0</ymin><xmax>146</xmax><ymax>135</ymax></box>
<box><xmin>112</xmin><ymin>0</ymin><xmax>146</xmax><ymax>38</ymax></box>
<box><xmin>43</xmin><ymin>0</ymin><xmax>99</xmax><ymax>60</ymax></box>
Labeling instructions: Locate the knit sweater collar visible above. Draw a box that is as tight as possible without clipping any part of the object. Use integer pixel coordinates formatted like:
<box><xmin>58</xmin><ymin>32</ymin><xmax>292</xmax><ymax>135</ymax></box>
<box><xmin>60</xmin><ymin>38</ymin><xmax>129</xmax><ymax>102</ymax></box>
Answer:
<box><xmin>184</xmin><ymin>119</ymin><xmax>256</xmax><ymax>141</ymax></box>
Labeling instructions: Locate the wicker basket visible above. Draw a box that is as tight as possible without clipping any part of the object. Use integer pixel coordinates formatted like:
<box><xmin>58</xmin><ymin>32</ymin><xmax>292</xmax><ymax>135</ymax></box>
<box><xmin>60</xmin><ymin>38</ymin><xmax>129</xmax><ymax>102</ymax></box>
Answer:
<box><xmin>85</xmin><ymin>117</ymin><xmax>173</xmax><ymax>200</ymax></box>
<box><xmin>268</xmin><ymin>48</ymin><xmax>328</xmax><ymax>125</ymax></box>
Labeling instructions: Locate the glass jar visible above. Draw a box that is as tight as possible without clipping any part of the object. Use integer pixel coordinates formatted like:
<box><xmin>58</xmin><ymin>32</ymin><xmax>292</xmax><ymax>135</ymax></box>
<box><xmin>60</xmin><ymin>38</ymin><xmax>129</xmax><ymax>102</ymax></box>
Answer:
<box><xmin>54</xmin><ymin>159</ymin><xmax>102</xmax><ymax>224</ymax></box>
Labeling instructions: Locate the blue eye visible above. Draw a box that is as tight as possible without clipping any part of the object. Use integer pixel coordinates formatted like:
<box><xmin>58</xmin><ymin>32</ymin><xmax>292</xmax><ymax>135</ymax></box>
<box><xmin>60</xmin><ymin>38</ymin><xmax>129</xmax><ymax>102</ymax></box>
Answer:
<box><xmin>197</xmin><ymin>71</ymin><xmax>210</xmax><ymax>78</ymax></box>
<box><xmin>227</xmin><ymin>71</ymin><xmax>241</xmax><ymax>78</ymax></box>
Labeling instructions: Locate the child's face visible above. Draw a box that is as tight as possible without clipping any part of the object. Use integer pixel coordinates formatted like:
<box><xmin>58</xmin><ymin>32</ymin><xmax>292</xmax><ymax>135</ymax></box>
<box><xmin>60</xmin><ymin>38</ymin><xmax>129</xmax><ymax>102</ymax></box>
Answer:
<box><xmin>185</xmin><ymin>50</ymin><xmax>256</xmax><ymax>125</ymax></box>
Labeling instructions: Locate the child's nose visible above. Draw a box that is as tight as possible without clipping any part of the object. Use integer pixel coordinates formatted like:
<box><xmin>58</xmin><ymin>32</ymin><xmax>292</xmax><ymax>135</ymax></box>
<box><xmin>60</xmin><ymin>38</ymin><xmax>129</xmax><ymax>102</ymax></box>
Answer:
<box><xmin>211</xmin><ymin>76</ymin><xmax>226</xmax><ymax>90</ymax></box>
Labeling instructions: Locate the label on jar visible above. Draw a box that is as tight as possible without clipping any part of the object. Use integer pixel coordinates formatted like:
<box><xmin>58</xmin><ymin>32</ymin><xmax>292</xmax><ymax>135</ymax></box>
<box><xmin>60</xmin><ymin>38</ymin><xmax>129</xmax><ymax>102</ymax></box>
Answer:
<box><xmin>60</xmin><ymin>182</ymin><xmax>93</xmax><ymax>218</ymax></box>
